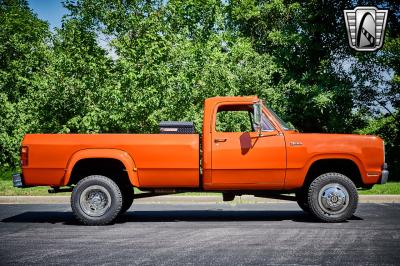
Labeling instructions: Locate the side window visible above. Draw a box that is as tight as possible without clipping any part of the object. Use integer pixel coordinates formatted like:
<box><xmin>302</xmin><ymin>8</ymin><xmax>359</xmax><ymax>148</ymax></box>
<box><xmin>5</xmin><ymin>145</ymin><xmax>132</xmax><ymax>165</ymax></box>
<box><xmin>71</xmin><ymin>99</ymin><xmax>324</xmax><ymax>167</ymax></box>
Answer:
<box><xmin>216</xmin><ymin>110</ymin><xmax>253</xmax><ymax>132</ymax></box>
<box><xmin>215</xmin><ymin>104</ymin><xmax>276</xmax><ymax>133</ymax></box>
<box><xmin>249</xmin><ymin>112</ymin><xmax>275</xmax><ymax>131</ymax></box>
<box><xmin>261</xmin><ymin>113</ymin><xmax>275</xmax><ymax>131</ymax></box>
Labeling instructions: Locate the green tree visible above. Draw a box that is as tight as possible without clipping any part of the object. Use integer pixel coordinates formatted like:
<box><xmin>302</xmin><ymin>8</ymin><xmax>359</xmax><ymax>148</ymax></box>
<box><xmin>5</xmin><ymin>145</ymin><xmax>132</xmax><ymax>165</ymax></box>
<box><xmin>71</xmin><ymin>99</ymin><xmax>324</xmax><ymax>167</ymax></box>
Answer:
<box><xmin>0</xmin><ymin>0</ymin><xmax>399</xmax><ymax>180</ymax></box>
<box><xmin>34</xmin><ymin>18</ymin><xmax>115</xmax><ymax>133</ymax></box>
<box><xmin>0</xmin><ymin>0</ymin><xmax>50</xmax><ymax>167</ymax></box>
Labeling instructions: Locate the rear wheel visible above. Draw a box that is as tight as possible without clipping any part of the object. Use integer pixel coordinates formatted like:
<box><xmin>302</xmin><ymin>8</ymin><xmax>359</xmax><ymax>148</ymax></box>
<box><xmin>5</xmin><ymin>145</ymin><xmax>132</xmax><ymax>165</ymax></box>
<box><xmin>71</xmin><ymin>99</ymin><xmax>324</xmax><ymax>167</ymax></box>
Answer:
<box><xmin>119</xmin><ymin>186</ymin><xmax>134</xmax><ymax>215</ymax></box>
<box><xmin>71</xmin><ymin>175</ymin><xmax>122</xmax><ymax>225</ymax></box>
<box><xmin>307</xmin><ymin>172</ymin><xmax>358</xmax><ymax>222</ymax></box>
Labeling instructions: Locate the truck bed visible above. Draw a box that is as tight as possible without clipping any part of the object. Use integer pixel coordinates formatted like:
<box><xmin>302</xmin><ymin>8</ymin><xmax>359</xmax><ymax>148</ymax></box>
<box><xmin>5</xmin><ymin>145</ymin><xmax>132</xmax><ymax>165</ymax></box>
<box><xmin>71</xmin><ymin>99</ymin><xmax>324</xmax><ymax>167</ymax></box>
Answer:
<box><xmin>22</xmin><ymin>134</ymin><xmax>200</xmax><ymax>188</ymax></box>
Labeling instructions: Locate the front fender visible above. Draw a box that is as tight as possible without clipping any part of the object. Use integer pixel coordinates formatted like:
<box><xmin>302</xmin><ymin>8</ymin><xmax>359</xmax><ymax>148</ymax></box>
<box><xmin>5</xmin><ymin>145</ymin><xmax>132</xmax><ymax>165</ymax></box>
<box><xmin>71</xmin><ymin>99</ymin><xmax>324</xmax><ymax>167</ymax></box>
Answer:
<box><xmin>63</xmin><ymin>149</ymin><xmax>139</xmax><ymax>186</ymax></box>
<box><xmin>284</xmin><ymin>153</ymin><xmax>366</xmax><ymax>190</ymax></box>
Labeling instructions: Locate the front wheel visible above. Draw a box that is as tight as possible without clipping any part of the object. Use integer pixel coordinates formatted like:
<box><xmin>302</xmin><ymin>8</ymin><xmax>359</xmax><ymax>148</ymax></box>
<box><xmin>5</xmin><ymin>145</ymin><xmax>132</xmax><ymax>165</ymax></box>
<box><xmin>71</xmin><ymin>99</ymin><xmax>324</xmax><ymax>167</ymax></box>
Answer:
<box><xmin>71</xmin><ymin>175</ymin><xmax>122</xmax><ymax>225</ymax></box>
<box><xmin>296</xmin><ymin>190</ymin><xmax>310</xmax><ymax>213</ymax></box>
<box><xmin>307</xmin><ymin>172</ymin><xmax>358</xmax><ymax>222</ymax></box>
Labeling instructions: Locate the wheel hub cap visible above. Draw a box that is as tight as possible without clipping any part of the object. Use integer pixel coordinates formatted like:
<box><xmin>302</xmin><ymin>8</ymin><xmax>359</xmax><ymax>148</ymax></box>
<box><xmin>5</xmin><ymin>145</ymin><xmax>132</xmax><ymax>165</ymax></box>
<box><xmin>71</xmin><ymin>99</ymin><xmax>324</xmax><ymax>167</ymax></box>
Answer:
<box><xmin>318</xmin><ymin>183</ymin><xmax>349</xmax><ymax>215</ymax></box>
<box><xmin>80</xmin><ymin>185</ymin><xmax>112</xmax><ymax>217</ymax></box>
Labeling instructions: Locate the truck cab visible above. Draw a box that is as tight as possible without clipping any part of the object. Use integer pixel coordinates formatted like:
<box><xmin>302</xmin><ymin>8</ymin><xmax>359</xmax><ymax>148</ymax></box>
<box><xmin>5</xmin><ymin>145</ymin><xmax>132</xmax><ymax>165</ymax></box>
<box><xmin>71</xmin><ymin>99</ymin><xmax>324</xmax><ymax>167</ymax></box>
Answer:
<box><xmin>202</xmin><ymin>96</ymin><xmax>286</xmax><ymax>190</ymax></box>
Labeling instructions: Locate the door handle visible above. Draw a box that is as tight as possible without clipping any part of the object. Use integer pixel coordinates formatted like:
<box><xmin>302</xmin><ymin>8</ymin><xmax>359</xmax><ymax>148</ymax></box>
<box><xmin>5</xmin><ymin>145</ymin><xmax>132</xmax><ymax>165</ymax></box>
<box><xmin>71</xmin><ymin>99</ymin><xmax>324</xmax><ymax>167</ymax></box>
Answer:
<box><xmin>214</xmin><ymin>138</ymin><xmax>227</xmax><ymax>143</ymax></box>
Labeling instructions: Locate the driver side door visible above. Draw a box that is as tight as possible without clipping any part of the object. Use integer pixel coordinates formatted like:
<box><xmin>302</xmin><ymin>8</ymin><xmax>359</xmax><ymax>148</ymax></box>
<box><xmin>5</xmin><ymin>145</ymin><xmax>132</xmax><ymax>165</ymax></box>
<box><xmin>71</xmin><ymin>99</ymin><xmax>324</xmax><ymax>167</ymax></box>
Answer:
<box><xmin>210</xmin><ymin>103</ymin><xmax>286</xmax><ymax>190</ymax></box>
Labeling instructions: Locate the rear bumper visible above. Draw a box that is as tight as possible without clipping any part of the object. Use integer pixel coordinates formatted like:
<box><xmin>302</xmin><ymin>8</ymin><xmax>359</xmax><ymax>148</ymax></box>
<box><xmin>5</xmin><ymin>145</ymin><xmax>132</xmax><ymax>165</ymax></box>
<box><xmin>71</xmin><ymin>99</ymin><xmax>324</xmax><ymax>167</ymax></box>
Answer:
<box><xmin>381</xmin><ymin>163</ymin><xmax>389</xmax><ymax>184</ymax></box>
<box><xmin>12</xmin><ymin>173</ymin><xmax>25</xmax><ymax>188</ymax></box>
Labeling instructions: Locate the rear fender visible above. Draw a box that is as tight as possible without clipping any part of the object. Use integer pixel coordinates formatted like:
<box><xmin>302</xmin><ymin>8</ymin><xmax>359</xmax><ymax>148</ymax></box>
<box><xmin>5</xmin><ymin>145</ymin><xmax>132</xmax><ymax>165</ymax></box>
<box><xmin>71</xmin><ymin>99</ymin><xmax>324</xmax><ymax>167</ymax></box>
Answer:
<box><xmin>63</xmin><ymin>149</ymin><xmax>139</xmax><ymax>186</ymax></box>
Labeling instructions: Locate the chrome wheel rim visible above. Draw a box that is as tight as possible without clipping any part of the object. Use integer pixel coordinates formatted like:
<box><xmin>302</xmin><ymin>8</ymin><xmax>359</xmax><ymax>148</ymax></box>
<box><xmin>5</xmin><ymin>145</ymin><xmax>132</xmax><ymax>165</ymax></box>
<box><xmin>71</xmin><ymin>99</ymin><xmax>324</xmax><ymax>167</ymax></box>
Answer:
<box><xmin>80</xmin><ymin>185</ymin><xmax>111</xmax><ymax>217</ymax></box>
<box><xmin>318</xmin><ymin>183</ymin><xmax>349</xmax><ymax>216</ymax></box>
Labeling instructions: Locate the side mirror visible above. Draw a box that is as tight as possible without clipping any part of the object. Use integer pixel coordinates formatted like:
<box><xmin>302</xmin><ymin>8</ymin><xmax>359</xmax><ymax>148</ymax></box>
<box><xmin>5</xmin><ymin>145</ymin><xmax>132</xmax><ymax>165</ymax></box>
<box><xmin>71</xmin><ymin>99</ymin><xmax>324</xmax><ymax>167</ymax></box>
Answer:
<box><xmin>253</xmin><ymin>100</ymin><xmax>262</xmax><ymax>136</ymax></box>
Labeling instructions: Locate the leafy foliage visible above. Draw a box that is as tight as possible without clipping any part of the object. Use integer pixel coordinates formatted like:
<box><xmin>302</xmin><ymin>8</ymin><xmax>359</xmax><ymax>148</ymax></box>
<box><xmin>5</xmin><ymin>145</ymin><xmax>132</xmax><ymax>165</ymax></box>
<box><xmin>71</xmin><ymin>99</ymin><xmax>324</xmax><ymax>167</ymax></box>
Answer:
<box><xmin>0</xmin><ymin>0</ymin><xmax>399</xmax><ymax>179</ymax></box>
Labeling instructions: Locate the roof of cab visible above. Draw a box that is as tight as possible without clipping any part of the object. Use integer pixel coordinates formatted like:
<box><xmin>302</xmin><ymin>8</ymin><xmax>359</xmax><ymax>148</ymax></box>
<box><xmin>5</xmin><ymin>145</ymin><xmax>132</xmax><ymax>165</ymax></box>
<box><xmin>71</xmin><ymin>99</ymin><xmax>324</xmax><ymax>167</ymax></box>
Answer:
<box><xmin>204</xmin><ymin>96</ymin><xmax>259</xmax><ymax>106</ymax></box>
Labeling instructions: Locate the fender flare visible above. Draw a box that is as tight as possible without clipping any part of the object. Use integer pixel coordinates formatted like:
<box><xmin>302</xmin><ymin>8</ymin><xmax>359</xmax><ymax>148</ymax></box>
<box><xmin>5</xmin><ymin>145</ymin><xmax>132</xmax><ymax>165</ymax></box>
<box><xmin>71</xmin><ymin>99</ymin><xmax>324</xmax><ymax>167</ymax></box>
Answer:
<box><xmin>302</xmin><ymin>153</ymin><xmax>366</xmax><ymax>181</ymax></box>
<box><xmin>62</xmin><ymin>149</ymin><xmax>139</xmax><ymax>186</ymax></box>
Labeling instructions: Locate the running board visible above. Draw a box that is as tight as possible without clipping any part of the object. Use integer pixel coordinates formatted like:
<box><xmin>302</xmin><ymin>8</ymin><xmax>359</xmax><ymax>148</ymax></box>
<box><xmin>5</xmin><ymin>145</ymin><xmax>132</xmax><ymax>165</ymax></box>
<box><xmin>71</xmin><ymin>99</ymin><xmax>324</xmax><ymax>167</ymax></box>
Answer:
<box><xmin>254</xmin><ymin>193</ymin><xmax>297</xmax><ymax>201</ymax></box>
<box><xmin>133</xmin><ymin>192</ymin><xmax>181</xmax><ymax>199</ymax></box>
<box><xmin>48</xmin><ymin>187</ymin><xmax>73</xmax><ymax>193</ymax></box>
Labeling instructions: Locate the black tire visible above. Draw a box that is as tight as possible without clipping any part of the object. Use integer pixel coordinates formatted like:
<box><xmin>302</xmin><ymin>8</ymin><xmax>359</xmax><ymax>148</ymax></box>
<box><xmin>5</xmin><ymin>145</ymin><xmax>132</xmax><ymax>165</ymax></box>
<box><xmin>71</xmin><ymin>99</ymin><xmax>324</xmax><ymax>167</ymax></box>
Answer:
<box><xmin>296</xmin><ymin>190</ymin><xmax>310</xmax><ymax>213</ymax></box>
<box><xmin>71</xmin><ymin>175</ymin><xmax>122</xmax><ymax>225</ymax></box>
<box><xmin>119</xmin><ymin>186</ymin><xmax>134</xmax><ymax>215</ymax></box>
<box><xmin>307</xmin><ymin>172</ymin><xmax>358</xmax><ymax>222</ymax></box>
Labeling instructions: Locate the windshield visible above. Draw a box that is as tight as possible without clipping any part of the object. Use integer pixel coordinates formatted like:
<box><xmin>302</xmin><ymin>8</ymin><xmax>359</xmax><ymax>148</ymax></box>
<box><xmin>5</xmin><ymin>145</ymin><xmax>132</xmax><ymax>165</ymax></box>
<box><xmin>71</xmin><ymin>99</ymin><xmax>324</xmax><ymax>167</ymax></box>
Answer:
<box><xmin>265</xmin><ymin>106</ymin><xmax>295</xmax><ymax>131</ymax></box>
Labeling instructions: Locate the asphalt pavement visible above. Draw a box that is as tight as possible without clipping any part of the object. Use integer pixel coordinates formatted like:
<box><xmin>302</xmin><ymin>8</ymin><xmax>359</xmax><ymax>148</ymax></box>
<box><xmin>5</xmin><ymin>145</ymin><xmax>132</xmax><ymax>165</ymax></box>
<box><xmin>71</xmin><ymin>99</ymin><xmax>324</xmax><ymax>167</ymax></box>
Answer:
<box><xmin>0</xmin><ymin>203</ymin><xmax>399</xmax><ymax>265</ymax></box>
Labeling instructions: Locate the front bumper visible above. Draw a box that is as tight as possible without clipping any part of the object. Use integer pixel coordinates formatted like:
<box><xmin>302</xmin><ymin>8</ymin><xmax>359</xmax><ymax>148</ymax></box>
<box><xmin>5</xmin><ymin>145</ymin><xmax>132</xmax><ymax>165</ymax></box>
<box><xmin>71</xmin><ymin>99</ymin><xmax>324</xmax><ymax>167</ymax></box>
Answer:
<box><xmin>12</xmin><ymin>173</ymin><xmax>25</xmax><ymax>188</ymax></box>
<box><xmin>381</xmin><ymin>163</ymin><xmax>389</xmax><ymax>184</ymax></box>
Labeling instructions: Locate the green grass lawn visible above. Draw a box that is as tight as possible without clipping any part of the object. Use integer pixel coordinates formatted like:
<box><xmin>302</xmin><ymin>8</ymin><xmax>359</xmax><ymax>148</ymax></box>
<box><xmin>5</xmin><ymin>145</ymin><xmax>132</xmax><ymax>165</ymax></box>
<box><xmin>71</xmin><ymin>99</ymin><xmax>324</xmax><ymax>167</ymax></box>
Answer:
<box><xmin>358</xmin><ymin>182</ymin><xmax>400</xmax><ymax>195</ymax></box>
<box><xmin>1</xmin><ymin>168</ymin><xmax>399</xmax><ymax>196</ymax></box>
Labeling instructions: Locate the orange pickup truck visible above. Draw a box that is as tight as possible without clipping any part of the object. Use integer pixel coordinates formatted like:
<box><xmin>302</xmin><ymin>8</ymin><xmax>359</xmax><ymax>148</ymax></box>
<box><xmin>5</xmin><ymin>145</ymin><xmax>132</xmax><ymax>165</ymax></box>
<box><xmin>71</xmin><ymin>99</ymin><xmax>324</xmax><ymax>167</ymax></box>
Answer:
<box><xmin>13</xmin><ymin>96</ymin><xmax>388</xmax><ymax>225</ymax></box>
